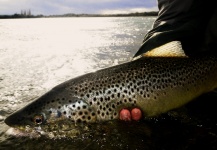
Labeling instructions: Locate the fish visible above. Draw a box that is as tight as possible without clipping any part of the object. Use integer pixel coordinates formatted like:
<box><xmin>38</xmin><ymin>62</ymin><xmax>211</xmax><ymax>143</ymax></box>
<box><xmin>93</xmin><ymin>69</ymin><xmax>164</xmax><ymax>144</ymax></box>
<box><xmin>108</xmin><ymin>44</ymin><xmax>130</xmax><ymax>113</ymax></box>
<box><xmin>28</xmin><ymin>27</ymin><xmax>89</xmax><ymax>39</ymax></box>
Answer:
<box><xmin>4</xmin><ymin>41</ymin><xmax>217</xmax><ymax>138</ymax></box>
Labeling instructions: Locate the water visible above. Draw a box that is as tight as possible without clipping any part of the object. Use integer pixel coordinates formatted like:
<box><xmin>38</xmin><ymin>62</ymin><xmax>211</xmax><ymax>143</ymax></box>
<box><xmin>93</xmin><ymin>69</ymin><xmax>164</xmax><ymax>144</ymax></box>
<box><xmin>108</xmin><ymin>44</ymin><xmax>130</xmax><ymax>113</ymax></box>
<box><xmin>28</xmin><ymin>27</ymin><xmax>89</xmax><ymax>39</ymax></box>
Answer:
<box><xmin>1</xmin><ymin>17</ymin><xmax>217</xmax><ymax>149</ymax></box>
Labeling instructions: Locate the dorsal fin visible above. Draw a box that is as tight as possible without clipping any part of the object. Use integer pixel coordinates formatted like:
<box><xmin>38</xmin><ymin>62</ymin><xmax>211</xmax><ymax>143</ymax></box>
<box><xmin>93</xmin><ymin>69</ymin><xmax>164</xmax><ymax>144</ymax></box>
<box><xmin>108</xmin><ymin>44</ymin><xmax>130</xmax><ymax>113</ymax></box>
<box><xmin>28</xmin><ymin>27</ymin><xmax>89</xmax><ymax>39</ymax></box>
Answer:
<box><xmin>143</xmin><ymin>41</ymin><xmax>186</xmax><ymax>57</ymax></box>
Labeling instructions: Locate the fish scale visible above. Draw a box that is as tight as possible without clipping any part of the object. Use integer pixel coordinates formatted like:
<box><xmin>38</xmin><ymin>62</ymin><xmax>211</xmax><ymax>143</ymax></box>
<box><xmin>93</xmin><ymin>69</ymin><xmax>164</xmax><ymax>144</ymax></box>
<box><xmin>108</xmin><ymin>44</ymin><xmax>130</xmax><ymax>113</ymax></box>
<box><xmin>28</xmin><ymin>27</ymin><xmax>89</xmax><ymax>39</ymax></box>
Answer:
<box><xmin>4</xmin><ymin>45</ymin><xmax>217</xmax><ymax>136</ymax></box>
<box><xmin>55</xmin><ymin>56</ymin><xmax>217</xmax><ymax>122</ymax></box>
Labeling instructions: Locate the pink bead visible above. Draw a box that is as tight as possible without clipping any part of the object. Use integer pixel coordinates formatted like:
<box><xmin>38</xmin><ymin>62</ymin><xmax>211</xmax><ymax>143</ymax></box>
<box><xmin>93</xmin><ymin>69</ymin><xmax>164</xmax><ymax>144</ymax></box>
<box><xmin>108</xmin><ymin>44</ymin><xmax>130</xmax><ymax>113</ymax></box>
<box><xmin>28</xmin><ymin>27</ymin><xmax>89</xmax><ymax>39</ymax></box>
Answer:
<box><xmin>119</xmin><ymin>109</ymin><xmax>131</xmax><ymax>121</ymax></box>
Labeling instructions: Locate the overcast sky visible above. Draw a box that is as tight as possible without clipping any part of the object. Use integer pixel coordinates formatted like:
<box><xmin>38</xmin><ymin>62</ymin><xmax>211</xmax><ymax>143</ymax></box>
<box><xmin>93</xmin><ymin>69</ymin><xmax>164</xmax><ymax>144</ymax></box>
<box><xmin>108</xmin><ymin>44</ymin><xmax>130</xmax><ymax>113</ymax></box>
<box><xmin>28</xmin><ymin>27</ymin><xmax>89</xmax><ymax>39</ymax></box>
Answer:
<box><xmin>0</xmin><ymin>0</ymin><xmax>158</xmax><ymax>15</ymax></box>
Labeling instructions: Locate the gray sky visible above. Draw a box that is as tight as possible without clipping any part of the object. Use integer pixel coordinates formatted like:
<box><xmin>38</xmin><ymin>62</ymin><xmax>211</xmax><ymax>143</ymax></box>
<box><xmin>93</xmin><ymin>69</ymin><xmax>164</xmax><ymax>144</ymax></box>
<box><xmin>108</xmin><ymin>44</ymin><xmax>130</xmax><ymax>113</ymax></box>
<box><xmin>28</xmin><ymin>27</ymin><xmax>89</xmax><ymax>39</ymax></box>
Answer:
<box><xmin>0</xmin><ymin>0</ymin><xmax>158</xmax><ymax>15</ymax></box>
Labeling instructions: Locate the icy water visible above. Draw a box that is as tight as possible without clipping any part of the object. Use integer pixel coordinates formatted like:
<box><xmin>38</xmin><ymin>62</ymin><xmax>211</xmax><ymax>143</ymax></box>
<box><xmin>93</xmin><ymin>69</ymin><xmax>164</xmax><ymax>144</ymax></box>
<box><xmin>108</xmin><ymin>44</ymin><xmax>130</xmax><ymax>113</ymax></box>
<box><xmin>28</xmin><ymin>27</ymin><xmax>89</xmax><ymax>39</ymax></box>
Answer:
<box><xmin>1</xmin><ymin>17</ymin><xmax>217</xmax><ymax>150</ymax></box>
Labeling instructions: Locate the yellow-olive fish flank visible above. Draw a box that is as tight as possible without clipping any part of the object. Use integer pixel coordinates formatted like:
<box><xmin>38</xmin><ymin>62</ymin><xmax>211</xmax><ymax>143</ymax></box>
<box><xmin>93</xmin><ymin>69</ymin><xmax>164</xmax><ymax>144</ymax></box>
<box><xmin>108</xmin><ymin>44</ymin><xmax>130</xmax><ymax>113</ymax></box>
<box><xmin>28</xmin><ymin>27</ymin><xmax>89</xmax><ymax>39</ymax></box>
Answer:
<box><xmin>4</xmin><ymin>42</ymin><xmax>217</xmax><ymax>135</ymax></box>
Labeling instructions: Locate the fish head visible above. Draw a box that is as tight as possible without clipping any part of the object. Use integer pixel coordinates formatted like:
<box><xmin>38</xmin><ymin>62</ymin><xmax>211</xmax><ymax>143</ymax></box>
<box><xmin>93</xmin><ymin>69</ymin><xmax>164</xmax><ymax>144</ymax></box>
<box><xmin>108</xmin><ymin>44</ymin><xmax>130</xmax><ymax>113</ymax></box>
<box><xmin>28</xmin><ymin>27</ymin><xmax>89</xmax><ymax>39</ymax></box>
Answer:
<box><xmin>5</xmin><ymin>89</ymin><xmax>62</xmax><ymax>127</ymax></box>
<box><xmin>4</xmin><ymin>87</ymin><xmax>95</xmax><ymax>138</ymax></box>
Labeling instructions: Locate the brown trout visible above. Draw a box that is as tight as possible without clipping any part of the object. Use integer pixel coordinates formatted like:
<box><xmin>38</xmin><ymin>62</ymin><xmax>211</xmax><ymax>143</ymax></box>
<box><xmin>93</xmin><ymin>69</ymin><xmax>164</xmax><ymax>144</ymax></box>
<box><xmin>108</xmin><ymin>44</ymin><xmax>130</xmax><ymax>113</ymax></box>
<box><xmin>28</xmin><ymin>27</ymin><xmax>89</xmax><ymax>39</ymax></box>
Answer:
<box><xmin>4</xmin><ymin>41</ymin><xmax>217</xmax><ymax>138</ymax></box>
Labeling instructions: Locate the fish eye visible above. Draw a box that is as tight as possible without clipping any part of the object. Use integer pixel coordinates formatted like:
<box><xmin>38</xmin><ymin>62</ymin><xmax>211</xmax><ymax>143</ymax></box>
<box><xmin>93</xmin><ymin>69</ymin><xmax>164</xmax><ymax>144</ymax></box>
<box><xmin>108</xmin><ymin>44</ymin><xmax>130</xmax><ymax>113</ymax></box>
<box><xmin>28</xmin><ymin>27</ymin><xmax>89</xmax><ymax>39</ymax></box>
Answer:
<box><xmin>33</xmin><ymin>115</ymin><xmax>44</xmax><ymax>125</ymax></box>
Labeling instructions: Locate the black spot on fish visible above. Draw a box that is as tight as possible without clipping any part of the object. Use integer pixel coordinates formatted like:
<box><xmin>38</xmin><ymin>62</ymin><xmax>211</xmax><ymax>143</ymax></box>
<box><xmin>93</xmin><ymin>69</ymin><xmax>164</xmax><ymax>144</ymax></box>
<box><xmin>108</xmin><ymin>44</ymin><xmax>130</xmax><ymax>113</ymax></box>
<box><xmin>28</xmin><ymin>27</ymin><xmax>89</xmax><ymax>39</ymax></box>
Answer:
<box><xmin>91</xmin><ymin>112</ymin><xmax>95</xmax><ymax>116</ymax></box>
<box><xmin>112</xmin><ymin>104</ymin><xmax>115</xmax><ymax>108</ymax></box>
<box><xmin>117</xmin><ymin>93</ymin><xmax>120</xmax><ymax>98</ymax></box>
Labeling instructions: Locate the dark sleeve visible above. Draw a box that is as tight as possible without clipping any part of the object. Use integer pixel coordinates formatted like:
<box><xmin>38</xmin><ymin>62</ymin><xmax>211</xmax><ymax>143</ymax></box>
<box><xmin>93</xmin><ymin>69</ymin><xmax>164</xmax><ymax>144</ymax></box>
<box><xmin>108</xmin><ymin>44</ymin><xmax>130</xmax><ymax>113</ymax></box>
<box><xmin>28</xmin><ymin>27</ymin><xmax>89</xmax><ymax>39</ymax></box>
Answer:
<box><xmin>134</xmin><ymin>0</ymin><xmax>217</xmax><ymax>57</ymax></box>
<box><xmin>153</xmin><ymin>0</ymin><xmax>194</xmax><ymax>28</ymax></box>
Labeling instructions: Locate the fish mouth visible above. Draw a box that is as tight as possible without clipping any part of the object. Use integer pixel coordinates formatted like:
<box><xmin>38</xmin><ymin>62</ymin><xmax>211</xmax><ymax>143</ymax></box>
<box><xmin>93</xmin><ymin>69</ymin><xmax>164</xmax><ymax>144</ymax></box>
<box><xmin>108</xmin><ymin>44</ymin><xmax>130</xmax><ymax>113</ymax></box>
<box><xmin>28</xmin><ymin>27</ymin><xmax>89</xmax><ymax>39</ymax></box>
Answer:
<box><xmin>5</xmin><ymin>126</ymin><xmax>43</xmax><ymax>138</ymax></box>
<box><xmin>4</xmin><ymin>113</ymin><xmax>24</xmax><ymax>127</ymax></box>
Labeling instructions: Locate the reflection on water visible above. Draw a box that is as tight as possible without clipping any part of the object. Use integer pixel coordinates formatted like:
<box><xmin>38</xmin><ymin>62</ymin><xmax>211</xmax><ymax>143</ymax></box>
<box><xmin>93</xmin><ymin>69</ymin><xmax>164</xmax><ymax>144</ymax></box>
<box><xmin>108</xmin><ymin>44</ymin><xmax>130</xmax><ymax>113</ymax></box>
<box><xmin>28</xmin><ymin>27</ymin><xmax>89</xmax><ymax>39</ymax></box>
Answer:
<box><xmin>0</xmin><ymin>17</ymin><xmax>217</xmax><ymax>149</ymax></box>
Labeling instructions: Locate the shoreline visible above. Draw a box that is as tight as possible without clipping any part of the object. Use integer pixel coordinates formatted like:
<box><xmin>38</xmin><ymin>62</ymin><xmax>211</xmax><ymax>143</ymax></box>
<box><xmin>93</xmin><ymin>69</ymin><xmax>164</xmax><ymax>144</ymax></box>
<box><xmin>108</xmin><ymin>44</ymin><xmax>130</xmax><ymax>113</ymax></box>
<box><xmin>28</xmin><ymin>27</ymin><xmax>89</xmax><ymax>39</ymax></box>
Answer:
<box><xmin>0</xmin><ymin>11</ymin><xmax>158</xmax><ymax>19</ymax></box>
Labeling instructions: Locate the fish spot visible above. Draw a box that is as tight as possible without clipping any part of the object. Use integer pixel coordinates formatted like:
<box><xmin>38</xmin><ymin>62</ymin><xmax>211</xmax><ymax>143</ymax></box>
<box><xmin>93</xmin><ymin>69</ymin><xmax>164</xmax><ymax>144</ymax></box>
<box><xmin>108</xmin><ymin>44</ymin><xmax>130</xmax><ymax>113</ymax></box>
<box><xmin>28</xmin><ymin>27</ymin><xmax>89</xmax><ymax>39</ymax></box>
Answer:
<box><xmin>112</xmin><ymin>104</ymin><xmax>115</xmax><ymax>108</ymax></box>
<box><xmin>91</xmin><ymin>112</ymin><xmax>95</xmax><ymax>116</ymax></box>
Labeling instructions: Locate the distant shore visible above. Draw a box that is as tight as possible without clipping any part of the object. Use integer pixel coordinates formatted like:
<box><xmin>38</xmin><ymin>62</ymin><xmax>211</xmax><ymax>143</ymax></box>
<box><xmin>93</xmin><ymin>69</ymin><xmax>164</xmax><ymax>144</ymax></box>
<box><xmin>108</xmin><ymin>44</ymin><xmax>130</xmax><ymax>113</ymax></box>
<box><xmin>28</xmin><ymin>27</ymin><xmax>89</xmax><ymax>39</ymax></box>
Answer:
<box><xmin>0</xmin><ymin>11</ymin><xmax>158</xmax><ymax>19</ymax></box>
